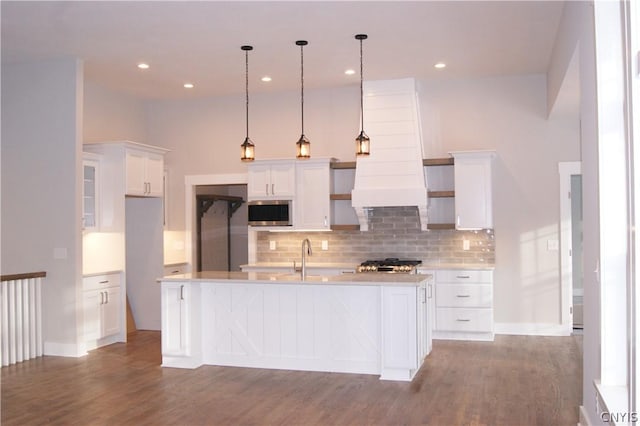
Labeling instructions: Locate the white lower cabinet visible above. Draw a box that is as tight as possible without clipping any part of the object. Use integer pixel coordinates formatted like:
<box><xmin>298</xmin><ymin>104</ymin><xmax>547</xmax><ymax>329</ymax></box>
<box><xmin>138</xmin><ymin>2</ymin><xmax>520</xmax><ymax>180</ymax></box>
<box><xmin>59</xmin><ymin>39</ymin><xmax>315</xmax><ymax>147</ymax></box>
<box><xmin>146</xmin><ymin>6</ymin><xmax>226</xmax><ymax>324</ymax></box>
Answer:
<box><xmin>381</xmin><ymin>283</ymin><xmax>430</xmax><ymax>381</ymax></box>
<box><xmin>161</xmin><ymin>282</ymin><xmax>201</xmax><ymax>368</ymax></box>
<box><xmin>160</xmin><ymin>280</ymin><xmax>429</xmax><ymax>380</ymax></box>
<box><xmin>83</xmin><ymin>272</ymin><xmax>123</xmax><ymax>349</ymax></box>
<box><xmin>433</xmin><ymin>269</ymin><xmax>494</xmax><ymax>341</ymax></box>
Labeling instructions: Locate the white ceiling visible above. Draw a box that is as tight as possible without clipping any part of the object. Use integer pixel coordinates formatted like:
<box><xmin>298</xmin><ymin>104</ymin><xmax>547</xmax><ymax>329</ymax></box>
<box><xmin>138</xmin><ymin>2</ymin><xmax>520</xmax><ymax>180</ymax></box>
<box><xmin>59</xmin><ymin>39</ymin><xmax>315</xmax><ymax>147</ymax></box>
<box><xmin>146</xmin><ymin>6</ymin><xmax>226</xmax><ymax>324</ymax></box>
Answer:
<box><xmin>1</xmin><ymin>1</ymin><xmax>565</xmax><ymax>100</ymax></box>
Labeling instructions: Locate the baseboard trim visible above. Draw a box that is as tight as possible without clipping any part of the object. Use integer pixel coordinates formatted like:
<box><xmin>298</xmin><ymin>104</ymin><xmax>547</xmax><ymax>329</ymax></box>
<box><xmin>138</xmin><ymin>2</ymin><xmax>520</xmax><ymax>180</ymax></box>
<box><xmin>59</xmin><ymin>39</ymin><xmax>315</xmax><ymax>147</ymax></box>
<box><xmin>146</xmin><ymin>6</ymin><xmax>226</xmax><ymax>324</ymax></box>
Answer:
<box><xmin>579</xmin><ymin>405</ymin><xmax>592</xmax><ymax>426</ymax></box>
<box><xmin>44</xmin><ymin>341</ymin><xmax>87</xmax><ymax>358</ymax></box>
<box><xmin>494</xmin><ymin>322</ymin><xmax>571</xmax><ymax>336</ymax></box>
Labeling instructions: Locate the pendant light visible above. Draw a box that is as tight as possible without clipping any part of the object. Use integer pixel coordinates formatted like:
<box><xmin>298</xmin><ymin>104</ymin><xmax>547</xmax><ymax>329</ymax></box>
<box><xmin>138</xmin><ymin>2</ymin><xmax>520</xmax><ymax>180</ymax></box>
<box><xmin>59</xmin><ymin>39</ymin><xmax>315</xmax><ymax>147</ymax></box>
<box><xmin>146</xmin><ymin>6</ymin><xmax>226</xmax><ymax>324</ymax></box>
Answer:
<box><xmin>355</xmin><ymin>34</ymin><xmax>370</xmax><ymax>156</ymax></box>
<box><xmin>240</xmin><ymin>45</ymin><xmax>255</xmax><ymax>162</ymax></box>
<box><xmin>295</xmin><ymin>40</ymin><xmax>311</xmax><ymax>159</ymax></box>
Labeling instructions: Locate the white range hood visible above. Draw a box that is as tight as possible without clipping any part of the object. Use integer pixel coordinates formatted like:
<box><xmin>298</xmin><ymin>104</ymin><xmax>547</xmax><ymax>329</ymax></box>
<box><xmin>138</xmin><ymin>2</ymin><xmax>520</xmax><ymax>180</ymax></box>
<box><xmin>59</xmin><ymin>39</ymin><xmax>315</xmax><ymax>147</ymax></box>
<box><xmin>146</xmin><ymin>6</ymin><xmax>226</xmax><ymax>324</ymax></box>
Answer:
<box><xmin>351</xmin><ymin>78</ymin><xmax>429</xmax><ymax>231</ymax></box>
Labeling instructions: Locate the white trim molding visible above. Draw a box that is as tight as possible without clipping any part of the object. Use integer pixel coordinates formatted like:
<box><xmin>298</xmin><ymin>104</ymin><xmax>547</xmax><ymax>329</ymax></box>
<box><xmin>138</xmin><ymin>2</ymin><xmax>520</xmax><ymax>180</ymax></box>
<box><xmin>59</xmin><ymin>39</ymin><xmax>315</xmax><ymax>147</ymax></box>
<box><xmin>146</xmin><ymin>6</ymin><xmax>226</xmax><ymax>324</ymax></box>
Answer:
<box><xmin>44</xmin><ymin>341</ymin><xmax>87</xmax><ymax>358</ymax></box>
<box><xmin>558</xmin><ymin>161</ymin><xmax>581</xmax><ymax>335</ymax></box>
<box><xmin>184</xmin><ymin>173</ymin><xmax>249</xmax><ymax>268</ymax></box>
<box><xmin>494</xmin><ymin>322</ymin><xmax>571</xmax><ymax>336</ymax></box>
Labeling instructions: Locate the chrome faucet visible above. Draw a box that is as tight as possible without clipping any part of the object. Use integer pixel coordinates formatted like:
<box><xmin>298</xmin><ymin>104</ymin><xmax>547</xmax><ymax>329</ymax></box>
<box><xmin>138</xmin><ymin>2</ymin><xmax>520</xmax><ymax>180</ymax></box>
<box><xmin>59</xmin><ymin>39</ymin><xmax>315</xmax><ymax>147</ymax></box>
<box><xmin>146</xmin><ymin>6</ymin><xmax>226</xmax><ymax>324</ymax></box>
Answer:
<box><xmin>301</xmin><ymin>238</ymin><xmax>312</xmax><ymax>280</ymax></box>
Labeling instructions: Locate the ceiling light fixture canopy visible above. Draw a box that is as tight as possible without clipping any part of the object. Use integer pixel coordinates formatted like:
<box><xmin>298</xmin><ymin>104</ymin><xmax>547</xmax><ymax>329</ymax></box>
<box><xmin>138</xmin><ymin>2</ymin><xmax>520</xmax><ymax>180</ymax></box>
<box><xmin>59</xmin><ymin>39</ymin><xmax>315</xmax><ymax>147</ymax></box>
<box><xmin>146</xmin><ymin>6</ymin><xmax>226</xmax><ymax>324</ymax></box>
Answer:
<box><xmin>240</xmin><ymin>45</ymin><xmax>255</xmax><ymax>162</ymax></box>
<box><xmin>295</xmin><ymin>40</ymin><xmax>310</xmax><ymax>159</ymax></box>
<box><xmin>355</xmin><ymin>34</ymin><xmax>370</xmax><ymax>156</ymax></box>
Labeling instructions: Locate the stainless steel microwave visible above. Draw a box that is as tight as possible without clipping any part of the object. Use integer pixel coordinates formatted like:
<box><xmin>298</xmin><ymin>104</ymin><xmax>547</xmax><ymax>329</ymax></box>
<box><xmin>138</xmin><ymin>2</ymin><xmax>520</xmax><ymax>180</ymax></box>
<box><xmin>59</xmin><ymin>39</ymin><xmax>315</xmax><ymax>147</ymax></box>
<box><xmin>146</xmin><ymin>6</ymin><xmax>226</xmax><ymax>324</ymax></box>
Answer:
<box><xmin>247</xmin><ymin>200</ymin><xmax>292</xmax><ymax>226</ymax></box>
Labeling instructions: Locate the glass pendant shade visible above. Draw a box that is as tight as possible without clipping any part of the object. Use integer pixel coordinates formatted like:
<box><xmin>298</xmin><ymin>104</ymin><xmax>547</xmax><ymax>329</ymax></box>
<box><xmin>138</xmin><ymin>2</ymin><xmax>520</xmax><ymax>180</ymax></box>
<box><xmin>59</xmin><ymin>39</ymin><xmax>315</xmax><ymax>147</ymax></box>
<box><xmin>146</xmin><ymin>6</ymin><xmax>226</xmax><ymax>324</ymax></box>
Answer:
<box><xmin>240</xmin><ymin>45</ymin><xmax>255</xmax><ymax>162</ymax></box>
<box><xmin>241</xmin><ymin>137</ymin><xmax>255</xmax><ymax>162</ymax></box>
<box><xmin>355</xmin><ymin>34</ymin><xmax>370</xmax><ymax>157</ymax></box>
<box><xmin>355</xmin><ymin>130</ymin><xmax>370</xmax><ymax>156</ymax></box>
<box><xmin>296</xmin><ymin>134</ymin><xmax>311</xmax><ymax>159</ymax></box>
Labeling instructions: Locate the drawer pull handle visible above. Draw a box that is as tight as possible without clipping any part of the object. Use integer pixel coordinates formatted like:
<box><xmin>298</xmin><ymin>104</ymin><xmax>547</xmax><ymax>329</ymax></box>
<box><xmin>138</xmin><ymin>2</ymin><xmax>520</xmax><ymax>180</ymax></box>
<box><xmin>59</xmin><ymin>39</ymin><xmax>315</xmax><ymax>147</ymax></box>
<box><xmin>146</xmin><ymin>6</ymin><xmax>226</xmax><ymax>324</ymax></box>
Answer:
<box><xmin>456</xmin><ymin>319</ymin><xmax>471</xmax><ymax>322</ymax></box>
<box><xmin>456</xmin><ymin>275</ymin><xmax>471</xmax><ymax>279</ymax></box>
<box><xmin>99</xmin><ymin>280</ymin><xmax>109</xmax><ymax>284</ymax></box>
<box><xmin>171</xmin><ymin>270</ymin><xmax>180</xmax><ymax>274</ymax></box>
<box><xmin>456</xmin><ymin>295</ymin><xmax>471</xmax><ymax>298</ymax></box>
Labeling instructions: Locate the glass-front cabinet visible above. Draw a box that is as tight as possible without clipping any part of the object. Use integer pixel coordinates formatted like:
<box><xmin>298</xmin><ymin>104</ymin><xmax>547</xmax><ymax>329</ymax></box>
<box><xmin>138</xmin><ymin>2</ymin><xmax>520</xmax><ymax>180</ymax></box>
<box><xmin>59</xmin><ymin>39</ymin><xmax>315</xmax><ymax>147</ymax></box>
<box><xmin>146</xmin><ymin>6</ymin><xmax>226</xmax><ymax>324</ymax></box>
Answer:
<box><xmin>83</xmin><ymin>153</ymin><xmax>100</xmax><ymax>231</ymax></box>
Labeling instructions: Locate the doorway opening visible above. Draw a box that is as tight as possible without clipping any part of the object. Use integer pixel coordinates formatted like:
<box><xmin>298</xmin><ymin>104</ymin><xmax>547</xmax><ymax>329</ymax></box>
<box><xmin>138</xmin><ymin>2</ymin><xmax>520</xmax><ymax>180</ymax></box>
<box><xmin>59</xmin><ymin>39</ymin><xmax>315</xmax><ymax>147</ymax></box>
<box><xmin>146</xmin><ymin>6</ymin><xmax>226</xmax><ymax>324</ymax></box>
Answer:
<box><xmin>195</xmin><ymin>184</ymin><xmax>247</xmax><ymax>272</ymax></box>
<box><xmin>559</xmin><ymin>161</ymin><xmax>583</xmax><ymax>334</ymax></box>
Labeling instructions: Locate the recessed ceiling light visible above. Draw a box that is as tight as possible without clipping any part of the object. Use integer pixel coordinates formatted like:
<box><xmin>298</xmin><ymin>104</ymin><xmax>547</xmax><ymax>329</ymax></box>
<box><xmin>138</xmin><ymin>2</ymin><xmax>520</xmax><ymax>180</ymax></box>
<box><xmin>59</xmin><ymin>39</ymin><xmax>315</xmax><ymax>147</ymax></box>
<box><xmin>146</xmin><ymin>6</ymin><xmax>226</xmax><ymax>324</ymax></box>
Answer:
<box><xmin>434</xmin><ymin>62</ymin><xmax>446</xmax><ymax>69</ymax></box>
<box><xmin>183</xmin><ymin>83</ymin><xmax>194</xmax><ymax>89</ymax></box>
<box><xmin>137</xmin><ymin>63</ymin><xmax>149</xmax><ymax>70</ymax></box>
<box><xmin>345</xmin><ymin>69</ymin><xmax>356</xmax><ymax>75</ymax></box>
<box><xmin>261</xmin><ymin>76</ymin><xmax>272</xmax><ymax>82</ymax></box>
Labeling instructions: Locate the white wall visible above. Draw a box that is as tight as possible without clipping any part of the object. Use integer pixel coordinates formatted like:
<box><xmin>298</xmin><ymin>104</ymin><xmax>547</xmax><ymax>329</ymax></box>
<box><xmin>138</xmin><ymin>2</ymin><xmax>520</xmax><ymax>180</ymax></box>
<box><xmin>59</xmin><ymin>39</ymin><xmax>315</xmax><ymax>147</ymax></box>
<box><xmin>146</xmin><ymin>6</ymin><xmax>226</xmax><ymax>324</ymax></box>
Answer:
<box><xmin>83</xmin><ymin>81</ymin><xmax>147</xmax><ymax>143</ymax></box>
<box><xmin>418</xmin><ymin>75</ymin><xmax>581</xmax><ymax>327</ymax></box>
<box><xmin>82</xmin><ymin>82</ymin><xmax>148</xmax><ymax>273</ymax></box>
<box><xmin>1</xmin><ymin>59</ymin><xmax>85</xmax><ymax>356</ymax></box>
<box><xmin>145</xmin><ymin>74</ymin><xmax>580</xmax><ymax>329</ymax></box>
<box><xmin>145</xmin><ymin>87</ymin><xmax>360</xmax><ymax>231</ymax></box>
<box><xmin>548</xmin><ymin>2</ymin><xmax>599</xmax><ymax>424</ymax></box>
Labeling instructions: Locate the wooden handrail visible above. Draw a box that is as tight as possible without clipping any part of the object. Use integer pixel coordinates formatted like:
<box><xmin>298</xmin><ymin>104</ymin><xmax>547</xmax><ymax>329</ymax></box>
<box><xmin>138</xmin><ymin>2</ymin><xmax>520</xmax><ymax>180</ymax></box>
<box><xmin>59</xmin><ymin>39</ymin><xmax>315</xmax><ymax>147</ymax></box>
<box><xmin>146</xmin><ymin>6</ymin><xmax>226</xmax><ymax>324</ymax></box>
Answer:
<box><xmin>1</xmin><ymin>271</ymin><xmax>46</xmax><ymax>282</ymax></box>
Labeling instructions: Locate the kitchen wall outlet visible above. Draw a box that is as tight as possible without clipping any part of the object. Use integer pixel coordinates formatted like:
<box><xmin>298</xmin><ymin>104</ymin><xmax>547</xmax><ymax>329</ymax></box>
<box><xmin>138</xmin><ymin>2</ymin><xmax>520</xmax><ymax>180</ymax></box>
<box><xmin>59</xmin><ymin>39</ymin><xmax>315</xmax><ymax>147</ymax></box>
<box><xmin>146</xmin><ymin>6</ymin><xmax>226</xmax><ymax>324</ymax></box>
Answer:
<box><xmin>321</xmin><ymin>240</ymin><xmax>329</xmax><ymax>250</ymax></box>
<box><xmin>462</xmin><ymin>240</ymin><xmax>470</xmax><ymax>251</ymax></box>
<box><xmin>547</xmin><ymin>239</ymin><xmax>559</xmax><ymax>251</ymax></box>
<box><xmin>269</xmin><ymin>240</ymin><xmax>277</xmax><ymax>250</ymax></box>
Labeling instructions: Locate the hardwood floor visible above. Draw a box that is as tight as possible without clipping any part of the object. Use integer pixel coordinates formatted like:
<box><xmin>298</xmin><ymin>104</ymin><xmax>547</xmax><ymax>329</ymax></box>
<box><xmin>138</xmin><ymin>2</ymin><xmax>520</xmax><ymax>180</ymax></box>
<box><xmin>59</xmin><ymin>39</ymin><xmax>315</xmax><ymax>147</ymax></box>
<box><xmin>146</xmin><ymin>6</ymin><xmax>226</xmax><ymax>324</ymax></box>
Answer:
<box><xmin>1</xmin><ymin>331</ymin><xmax>582</xmax><ymax>425</ymax></box>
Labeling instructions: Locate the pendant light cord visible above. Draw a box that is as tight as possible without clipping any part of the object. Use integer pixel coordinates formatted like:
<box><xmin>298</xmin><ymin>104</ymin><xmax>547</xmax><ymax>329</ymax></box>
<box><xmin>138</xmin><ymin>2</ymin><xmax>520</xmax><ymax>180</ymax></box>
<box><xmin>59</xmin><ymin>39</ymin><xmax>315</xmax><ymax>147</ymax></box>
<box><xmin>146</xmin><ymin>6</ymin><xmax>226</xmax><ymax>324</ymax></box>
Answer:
<box><xmin>300</xmin><ymin>43</ymin><xmax>305</xmax><ymax>135</ymax></box>
<box><xmin>245</xmin><ymin>49</ymin><xmax>249</xmax><ymax>139</ymax></box>
<box><xmin>359</xmin><ymin>38</ymin><xmax>364</xmax><ymax>133</ymax></box>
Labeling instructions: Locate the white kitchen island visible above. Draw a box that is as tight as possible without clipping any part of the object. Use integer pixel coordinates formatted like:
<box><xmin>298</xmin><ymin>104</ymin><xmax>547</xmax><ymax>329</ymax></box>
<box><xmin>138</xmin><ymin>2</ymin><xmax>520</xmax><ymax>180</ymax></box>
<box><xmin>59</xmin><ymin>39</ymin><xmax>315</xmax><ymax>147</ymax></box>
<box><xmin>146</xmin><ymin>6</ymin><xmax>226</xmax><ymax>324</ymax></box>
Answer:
<box><xmin>159</xmin><ymin>271</ymin><xmax>432</xmax><ymax>381</ymax></box>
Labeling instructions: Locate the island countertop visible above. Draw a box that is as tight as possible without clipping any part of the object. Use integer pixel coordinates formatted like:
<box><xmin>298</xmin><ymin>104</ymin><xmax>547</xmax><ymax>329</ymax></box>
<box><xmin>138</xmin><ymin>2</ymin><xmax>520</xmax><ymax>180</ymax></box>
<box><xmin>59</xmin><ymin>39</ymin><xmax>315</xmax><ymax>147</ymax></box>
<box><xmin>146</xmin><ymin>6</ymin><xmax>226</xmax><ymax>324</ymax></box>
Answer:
<box><xmin>159</xmin><ymin>270</ymin><xmax>431</xmax><ymax>286</ymax></box>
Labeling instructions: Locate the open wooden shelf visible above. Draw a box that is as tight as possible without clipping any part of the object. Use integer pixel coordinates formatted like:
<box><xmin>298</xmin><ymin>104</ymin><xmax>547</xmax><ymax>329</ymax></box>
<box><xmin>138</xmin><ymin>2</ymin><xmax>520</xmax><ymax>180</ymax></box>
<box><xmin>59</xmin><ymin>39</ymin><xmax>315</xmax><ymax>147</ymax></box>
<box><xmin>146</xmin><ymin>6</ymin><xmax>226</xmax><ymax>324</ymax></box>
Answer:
<box><xmin>428</xmin><ymin>190</ymin><xmax>455</xmax><ymax>198</ymax></box>
<box><xmin>330</xmin><ymin>161</ymin><xmax>356</xmax><ymax>170</ymax></box>
<box><xmin>328</xmin><ymin>157</ymin><xmax>456</xmax><ymax>232</ymax></box>
<box><xmin>330</xmin><ymin>224</ymin><xmax>360</xmax><ymax>231</ymax></box>
<box><xmin>427</xmin><ymin>223</ymin><xmax>456</xmax><ymax>230</ymax></box>
<box><xmin>423</xmin><ymin>158</ymin><xmax>454</xmax><ymax>166</ymax></box>
<box><xmin>330</xmin><ymin>193</ymin><xmax>352</xmax><ymax>201</ymax></box>
<box><xmin>331</xmin><ymin>157</ymin><xmax>454</xmax><ymax>169</ymax></box>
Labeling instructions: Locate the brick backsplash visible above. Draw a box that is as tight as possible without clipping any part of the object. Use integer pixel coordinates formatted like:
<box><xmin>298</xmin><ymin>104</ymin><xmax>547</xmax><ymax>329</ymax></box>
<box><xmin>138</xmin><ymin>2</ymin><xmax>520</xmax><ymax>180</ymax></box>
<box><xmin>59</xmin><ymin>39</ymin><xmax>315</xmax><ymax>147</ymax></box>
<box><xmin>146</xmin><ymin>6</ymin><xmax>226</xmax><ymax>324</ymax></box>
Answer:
<box><xmin>256</xmin><ymin>206</ymin><xmax>495</xmax><ymax>265</ymax></box>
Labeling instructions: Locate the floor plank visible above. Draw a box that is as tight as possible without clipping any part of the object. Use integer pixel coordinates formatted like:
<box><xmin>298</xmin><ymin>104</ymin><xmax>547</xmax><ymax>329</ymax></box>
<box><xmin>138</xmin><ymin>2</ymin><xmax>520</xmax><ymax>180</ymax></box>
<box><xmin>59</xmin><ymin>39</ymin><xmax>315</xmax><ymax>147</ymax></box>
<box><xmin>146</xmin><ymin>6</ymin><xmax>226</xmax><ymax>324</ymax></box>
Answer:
<box><xmin>1</xmin><ymin>331</ymin><xmax>582</xmax><ymax>425</ymax></box>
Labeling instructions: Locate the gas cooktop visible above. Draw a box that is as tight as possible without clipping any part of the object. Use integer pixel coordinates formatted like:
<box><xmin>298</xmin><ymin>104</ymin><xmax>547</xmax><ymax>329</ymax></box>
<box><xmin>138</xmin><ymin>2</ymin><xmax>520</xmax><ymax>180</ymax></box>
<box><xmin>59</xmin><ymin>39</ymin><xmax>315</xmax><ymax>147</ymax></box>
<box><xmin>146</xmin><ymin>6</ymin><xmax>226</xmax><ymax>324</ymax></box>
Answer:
<box><xmin>357</xmin><ymin>258</ymin><xmax>422</xmax><ymax>273</ymax></box>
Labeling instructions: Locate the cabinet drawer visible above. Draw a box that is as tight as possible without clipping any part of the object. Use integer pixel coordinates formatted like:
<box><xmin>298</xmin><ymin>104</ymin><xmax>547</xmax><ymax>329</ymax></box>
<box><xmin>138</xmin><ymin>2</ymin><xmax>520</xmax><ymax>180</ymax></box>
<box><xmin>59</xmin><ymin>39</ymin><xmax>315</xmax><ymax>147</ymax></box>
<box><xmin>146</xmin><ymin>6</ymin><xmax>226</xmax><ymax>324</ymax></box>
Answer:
<box><xmin>436</xmin><ymin>308</ymin><xmax>493</xmax><ymax>332</ymax></box>
<box><xmin>83</xmin><ymin>272</ymin><xmax>121</xmax><ymax>291</ymax></box>
<box><xmin>436</xmin><ymin>284</ymin><xmax>492</xmax><ymax>308</ymax></box>
<box><xmin>435</xmin><ymin>269</ymin><xmax>493</xmax><ymax>283</ymax></box>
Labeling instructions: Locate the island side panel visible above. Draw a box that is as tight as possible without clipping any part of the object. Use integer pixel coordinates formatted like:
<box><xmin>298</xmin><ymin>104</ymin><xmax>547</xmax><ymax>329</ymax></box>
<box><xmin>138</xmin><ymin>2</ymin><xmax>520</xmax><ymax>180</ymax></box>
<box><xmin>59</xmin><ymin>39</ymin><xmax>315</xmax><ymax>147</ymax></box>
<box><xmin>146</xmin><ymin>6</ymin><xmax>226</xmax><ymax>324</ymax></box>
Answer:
<box><xmin>161</xmin><ymin>281</ymin><xmax>202</xmax><ymax>368</ymax></box>
<box><xmin>380</xmin><ymin>285</ymin><xmax>420</xmax><ymax>381</ymax></box>
<box><xmin>200</xmin><ymin>282</ymin><xmax>381</xmax><ymax>375</ymax></box>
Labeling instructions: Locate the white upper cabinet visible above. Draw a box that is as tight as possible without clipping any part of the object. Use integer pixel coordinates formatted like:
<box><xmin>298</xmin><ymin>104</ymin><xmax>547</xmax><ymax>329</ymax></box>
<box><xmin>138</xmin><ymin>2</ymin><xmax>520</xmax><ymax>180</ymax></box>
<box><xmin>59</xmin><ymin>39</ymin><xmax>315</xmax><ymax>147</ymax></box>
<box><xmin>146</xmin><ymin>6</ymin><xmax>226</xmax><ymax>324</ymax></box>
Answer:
<box><xmin>247</xmin><ymin>160</ymin><xmax>295</xmax><ymax>199</ymax></box>
<box><xmin>84</xmin><ymin>141</ymin><xmax>169</xmax><ymax>202</ymax></box>
<box><xmin>450</xmin><ymin>151</ymin><xmax>495</xmax><ymax>230</ymax></box>
<box><xmin>125</xmin><ymin>148</ymin><xmax>165</xmax><ymax>197</ymax></box>
<box><xmin>82</xmin><ymin>153</ymin><xmax>101</xmax><ymax>231</ymax></box>
<box><xmin>295</xmin><ymin>159</ymin><xmax>332</xmax><ymax>230</ymax></box>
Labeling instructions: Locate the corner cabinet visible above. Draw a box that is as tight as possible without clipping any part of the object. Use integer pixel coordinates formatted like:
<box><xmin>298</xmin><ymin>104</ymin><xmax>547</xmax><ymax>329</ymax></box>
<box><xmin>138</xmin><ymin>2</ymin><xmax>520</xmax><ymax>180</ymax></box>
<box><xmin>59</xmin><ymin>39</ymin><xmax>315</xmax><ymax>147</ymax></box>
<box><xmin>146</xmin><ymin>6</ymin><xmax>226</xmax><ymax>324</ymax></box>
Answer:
<box><xmin>450</xmin><ymin>151</ymin><xmax>495</xmax><ymax>230</ymax></box>
<box><xmin>247</xmin><ymin>160</ymin><xmax>295</xmax><ymax>199</ymax></box>
<box><xmin>125</xmin><ymin>147</ymin><xmax>165</xmax><ymax>197</ymax></box>
<box><xmin>83</xmin><ymin>141</ymin><xmax>170</xmax><ymax>201</ymax></box>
